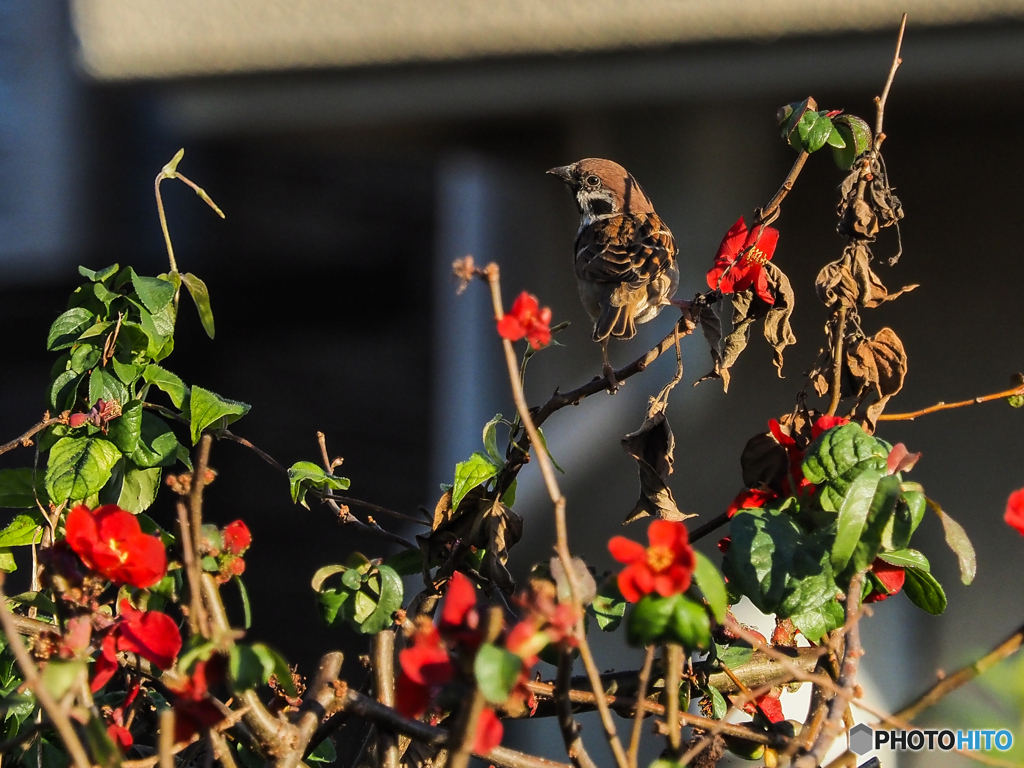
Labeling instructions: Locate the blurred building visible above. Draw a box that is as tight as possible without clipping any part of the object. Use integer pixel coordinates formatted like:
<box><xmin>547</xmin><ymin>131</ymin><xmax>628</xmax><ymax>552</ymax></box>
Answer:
<box><xmin>3</xmin><ymin>1</ymin><xmax>1024</xmax><ymax>764</ymax></box>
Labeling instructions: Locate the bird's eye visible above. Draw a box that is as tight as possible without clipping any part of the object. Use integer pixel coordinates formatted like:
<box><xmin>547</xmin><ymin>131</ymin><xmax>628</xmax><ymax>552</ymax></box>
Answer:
<box><xmin>586</xmin><ymin>175</ymin><xmax>601</xmax><ymax>187</ymax></box>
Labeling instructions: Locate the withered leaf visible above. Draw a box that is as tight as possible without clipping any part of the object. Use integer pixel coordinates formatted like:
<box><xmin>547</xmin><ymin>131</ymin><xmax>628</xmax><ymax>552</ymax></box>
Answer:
<box><xmin>846</xmin><ymin>327</ymin><xmax>907</xmax><ymax>429</ymax></box>
<box><xmin>837</xmin><ymin>153</ymin><xmax>904</xmax><ymax>243</ymax></box>
<box><xmin>621</xmin><ymin>402</ymin><xmax>694</xmax><ymax>525</ymax></box>
<box><xmin>478</xmin><ymin>500</ymin><xmax>523</xmax><ymax>592</ymax></box>
<box><xmin>816</xmin><ymin>242</ymin><xmax>917</xmax><ymax>308</ymax></box>
<box><xmin>698</xmin><ymin>302</ymin><xmax>724</xmax><ymax>376</ymax></box>
<box><xmin>740</xmin><ymin>432</ymin><xmax>788</xmax><ymax>490</ymax></box>
<box><xmin>763</xmin><ymin>263</ymin><xmax>797</xmax><ymax>376</ymax></box>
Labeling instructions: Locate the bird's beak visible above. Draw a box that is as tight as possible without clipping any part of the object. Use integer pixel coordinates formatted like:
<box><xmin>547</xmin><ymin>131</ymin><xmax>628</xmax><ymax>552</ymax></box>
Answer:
<box><xmin>546</xmin><ymin>165</ymin><xmax>574</xmax><ymax>184</ymax></box>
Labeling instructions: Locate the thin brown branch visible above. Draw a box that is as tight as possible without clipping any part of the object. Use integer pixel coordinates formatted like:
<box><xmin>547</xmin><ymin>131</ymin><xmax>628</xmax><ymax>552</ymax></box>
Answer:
<box><xmin>795</xmin><ymin>576</ymin><xmax>864</xmax><ymax>768</ymax></box>
<box><xmin>827</xmin><ymin>305</ymin><xmax>848</xmax><ymax>416</ymax></box>
<box><xmin>873</xmin><ymin>13</ymin><xmax>908</xmax><ymax>146</ymax></box>
<box><xmin>188</xmin><ymin>434</ymin><xmax>213</xmax><ymax>572</ymax></box>
<box><xmin>159</xmin><ymin>710</ymin><xmax>175</xmax><ymax>768</ymax></box>
<box><xmin>877</xmin><ymin>385</ymin><xmax>1024</xmax><ymax>421</ymax></box>
<box><xmin>0</xmin><ymin>416</ymin><xmax>63</xmax><ymax>457</ymax></box>
<box><xmin>340</xmin><ymin>688</ymin><xmax>570</xmax><ymax>768</ymax></box>
<box><xmin>176</xmin><ymin>501</ymin><xmax>209</xmax><ymax>637</ymax></box>
<box><xmin>0</xmin><ymin>580</ymin><xmax>92</xmax><ymax>768</ymax></box>
<box><xmin>627</xmin><ymin>646</ymin><xmax>655</xmax><ymax>768</ymax></box>
<box><xmin>480</xmin><ymin>263</ymin><xmax>630</xmax><ymax>768</ymax></box>
<box><xmin>555</xmin><ymin>648</ymin><xmax>599</xmax><ymax>768</ymax></box>
<box><xmin>665</xmin><ymin>644</ymin><xmax>683</xmax><ymax>754</ymax></box>
<box><xmin>372</xmin><ymin>632</ymin><xmax>399</xmax><ymax>768</ymax></box>
<box><xmin>755</xmin><ymin>150</ymin><xmax>810</xmax><ymax>227</ymax></box>
<box><xmin>524</xmin><ymin>680</ymin><xmax>786</xmax><ymax>748</ymax></box>
<box><xmin>220</xmin><ymin>429</ymin><xmax>287</xmax><ymax>473</ymax></box>
<box><xmin>450</xmin><ymin>607</ymin><xmax>503</xmax><ymax>768</ymax></box>
<box><xmin>688</xmin><ymin>511</ymin><xmax>730</xmax><ymax>544</ymax></box>
<box><xmin>895</xmin><ymin>620</ymin><xmax>1024</xmax><ymax>722</ymax></box>
<box><xmin>295</xmin><ymin>651</ymin><xmax>345</xmax><ymax>761</ymax></box>
<box><xmin>327</xmin><ymin>495</ymin><xmax>429</xmax><ymax>526</ymax></box>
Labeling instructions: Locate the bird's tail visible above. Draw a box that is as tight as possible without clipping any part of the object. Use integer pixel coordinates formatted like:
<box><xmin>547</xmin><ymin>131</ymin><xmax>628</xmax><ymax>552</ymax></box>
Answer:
<box><xmin>593</xmin><ymin>303</ymin><xmax>637</xmax><ymax>341</ymax></box>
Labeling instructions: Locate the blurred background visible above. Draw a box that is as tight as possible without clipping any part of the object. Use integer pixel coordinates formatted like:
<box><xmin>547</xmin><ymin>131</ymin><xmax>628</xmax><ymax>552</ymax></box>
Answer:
<box><xmin>2</xmin><ymin>1</ymin><xmax>1024</xmax><ymax>764</ymax></box>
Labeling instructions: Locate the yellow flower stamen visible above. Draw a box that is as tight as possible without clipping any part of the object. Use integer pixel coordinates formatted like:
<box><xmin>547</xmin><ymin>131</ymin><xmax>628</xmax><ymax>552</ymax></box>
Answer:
<box><xmin>108</xmin><ymin>539</ymin><xmax>129</xmax><ymax>564</ymax></box>
<box><xmin>645</xmin><ymin>545</ymin><xmax>674</xmax><ymax>573</ymax></box>
<box><xmin>741</xmin><ymin>246</ymin><xmax>769</xmax><ymax>267</ymax></box>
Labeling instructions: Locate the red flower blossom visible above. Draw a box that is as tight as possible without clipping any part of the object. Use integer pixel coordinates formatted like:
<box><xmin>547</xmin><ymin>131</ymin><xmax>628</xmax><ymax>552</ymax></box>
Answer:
<box><xmin>395</xmin><ymin>622</ymin><xmax>455</xmax><ymax>718</ymax></box>
<box><xmin>439</xmin><ymin>572</ymin><xmax>483</xmax><ymax>649</ymax></box>
<box><xmin>474</xmin><ymin>707</ymin><xmax>503</xmax><ymax>754</ymax></box>
<box><xmin>167</xmin><ymin>657</ymin><xmax>226</xmax><ymax>742</ymax></box>
<box><xmin>811</xmin><ymin>415</ymin><xmax>849</xmax><ymax>439</ymax></box>
<box><xmin>608</xmin><ymin>520</ymin><xmax>696</xmax><ymax>603</ymax></box>
<box><xmin>1007</xmin><ymin>488</ymin><xmax>1024</xmax><ymax>536</ymax></box>
<box><xmin>92</xmin><ymin>600</ymin><xmax>182</xmax><ymax>691</ymax></box>
<box><xmin>497</xmin><ymin>292</ymin><xmax>552</xmax><ymax>350</ymax></box>
<box><xmin>706</xmin><ymin>217</ymin><xmax>780</xmax><ymax>305</ymax></box>
<box><xmin>107</xmin><ymin>723</ymin><xmax>133</xmax><ymax>751</ymax></box>
<box><xmin>768</xmin><ymin>419</ymin><xmax>813</xmax><ymax>496</ymax></box>
<box><xmin>223</xmin><ymin>520</ymin><xmax>251</xmax><ymax>555</ymax></box>
<box><xmin>727</xmin><ymin>488</ymin><xmax>777</xmax><ymax>518</ymax></box>
<box><xmin>742</xmin><ymin>690</ymin><xmax>785</xmax><ymax>723</ymax></box>
<box><xmin>65</xmin><ymin>505</ymin><xmax>167</xmax><ymax>588</ymax></box>
<box><xmin>865</xmin><ymin>559</ymin><xmax>906</xmax><ymax>603</ymax></box>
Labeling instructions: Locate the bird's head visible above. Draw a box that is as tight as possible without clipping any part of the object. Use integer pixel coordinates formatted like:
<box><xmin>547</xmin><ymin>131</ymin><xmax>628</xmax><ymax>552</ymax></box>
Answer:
<box><xmin>547</xmin><ymin>158</ymin><xmax>655</xmax><ymax>221</ymax></box>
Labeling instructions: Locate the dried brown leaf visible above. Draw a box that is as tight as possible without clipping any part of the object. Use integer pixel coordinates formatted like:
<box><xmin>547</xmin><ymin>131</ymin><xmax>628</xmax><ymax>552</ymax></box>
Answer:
<box><xmin>740</xmin><ymin>433</ymin><xmax>788</xmax><ymax>490</ymax></box>
<box><xmin>847</xmin><ymin>327</ymin><xmax>908</xmax><ymax>430</ymax></box>
<box><xmin>816</xmin><ymin>242</ymin><xmax>917</xmax><ymax>308</ymax></box>
<box><xmin>621</xmin><ymin>403</ymin><xmax>694</xmax><ymax>525</ymax></box>
<box><xmin>837</xmin><ymin>154</ymin><xmax>903</xmax><ymax>242</ymax></box>
<box><xmin>763</xmin><ymin>263</ymin><xmax>797</xmax><ymax>376</ymax></box>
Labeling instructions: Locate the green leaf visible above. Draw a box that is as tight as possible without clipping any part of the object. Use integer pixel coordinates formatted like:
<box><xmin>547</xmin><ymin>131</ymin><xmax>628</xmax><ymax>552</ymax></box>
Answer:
<box><xmin>902</xmin><ymin>567</ymin><xmax>947</xmax><ymax>615</ymax></box>
<box><xmin>536</xmin><ymin>428</ymin><xmax>565</xmax><ymax>473</ymax></box>
<box><xmin>229</xmin><ymin>644</ymin><xmax>265</xmax><ymax>693</ymax></box>
<box><xmin>69</xmin><ymin>344</ymin><xmax>101</xmax><ymax>375</ymax></box>
<box><xmin>830</xmin><ymin>115</ymin><xmax>873</xmax><ymax>170</ymax></box>
<box><xmin>106</xmin><ymin>400</ymin><xmax>143</xmax><ymax>454</ymax></box>
<box><xmin>355</xmin><ymin>565</ymin><xmax>403</xmax><ymax>635</ymax></box>
<box><xmin>181</xmin><ymin>273</ymin><xmax>215</xmax><ymax>339</ymax></box>
<box><xmin>791</xmin><ymin>599</ymin><xmax>844</xmax><ymax>643</ymax></box>
<box><xmin>482</xmin><ymin>414</ymin><xmax>504</xmax><ymax>464</ymax></box>
<box><xmin>928</xmin><ymin>498</ymin><xmax>976</xmax><ymax>585</ymax></box>
<box><xmin>501</xmin><ymin>479</ymin><xmax>517</xmax><ymax>507</ymax></box>
<box><xmin>590</xmin><ymin>580</ymin><xmax>627</xmax><ymax>632</ymax></box>
<box><xmin>452</xmin><ymin>452</ymin><xmax>501</xmax><ymax>511</ymax></box>
<box><xmin>723</xmin><ymin>507</ymin><xmax>838</xmax><ymax>619</ymax></box>
<box><xmin>474</xmin><ymin>642</ymin><xmax>523</xmax><ymax>704</ymax></box>
<box><xmin>251</xmin><ymin>643</ymin><xmax>297</xmax><ymax>697</ymax></box>
<box><xmin>79</xmin><ymin>264</ymin><xmax>119</xmax><ymax>282</ymax></box>
<box><xmin>189</xmin><ymin>386</ymin><xmax>250</xmax><ymax>444</ymax></box>
<box><xmin>703</xmin><ymin>684</ymin><xmax>728</xmax><ymax>720</ymax></box>
<box><xmin>0</xmin><ymin>514</ymin><xmax>44</xmax><ymax>547</ymax></box>
<box><xmin>235</xmin><ymin>576</ymin><xmax>252</xmax><ymax>629</ymax></box>
<box><xmin>111</xmin><ymin>358</ymin><xmax>140</xmax><ymax>385</ymax></box>
<box><xmin>693</xmin><ymin>552</ymin><xmax>727</xmax><ymax>622</ymax></box>
<box><xmin>41</xmin><ymin>660</ymin><xmax>84</xmax><ymax>700</ymax></box>
<box><xmin>825</xmin><ymin>122</ymin><xmax>847</xmax><ymax>148</ymax></box>
<box><xmin>104</xmin><ymin>461</ymin><xmax>162</xmax><ymax>514</ymax></box>
<box><xmin>45</xmin><ymin>437</ymin><xmax>122</xmax><ymax>504</ymax></box>
<box><xmin>627</xmin><ymin>594</ymin><xmax>710</xmax><ymax>649</ymax></box>
<box><xmin>878</xmin><ymin>548</ymin><xmax>929</xmax><ymax>571</ymax></box>
<box><xmin>384</xmin><ymin>549</ymin><xmax>424</xmax><ymax>577</ymax></box>
<box><xmin>131</xmin><ymin>273</ymin><xmax>176</xmax><ymax>315</ymax></box>
<box><xmin>143</xmin><ymin>365</ymin><xmax>188</xmax><ymax>408</ymax></box>
<box><xmin>8</xmin><ymin>592</ymin><xmax>58</xmax><ymax>615</ymax></box>
<box><xmin>0</xmin><ymin>548</ymin><xmax>15</xmax><ymax>572</ymax></box>
<box><xmin>307</xmin><ymin>737</ymin><xmax>337</xmax><ymax>763</ymax></box>
<box><xmin>47</xmin><ymin>308</ymin><xmax>95</xmax><ymax>351</ymax></box>
<box><xmin>88</xmin><ymin>368</ymin><xmax>128</xmax><ymax>408</ymax></box>
<box><xmin>803</xmin><ymin>113</ymin><xmax>836</xmax><ymax>153</ymax></box>
<box><xmin>0</xmin><ymin>469</ymin><xmax>48</xmax><ymax>509</ymax></box>
<box><xmin>130</xmin><ymin>413</ymin><xmax>182</xmax><ymax>469</ymax></box>
<box><xmin>803</xmin><ymin>423</ymin><xmax>890</xmax><ymax>511</ymax></box>
<box><xmin>317</xmin><ymin>590</ymin><xmax>349</xmax><ymax>626</ymax></box>
<box><xmin>831</xmin><ymin>469</ymin><xmax>883</xmax><ymax>572</ymax></box>
<box><xmin>286</xmin><ymin>461</ymin><xmax>350</xmax><ymax>508</ymax></box>
<box><xmin>50</xmin><ymin>370</ymin><xmax>82</xmax><ymax>411</ymax></box>
<box><xmin>715</xmin><ymin>643</ymin><xmax>753</xmax><ymax>669</ymax></box>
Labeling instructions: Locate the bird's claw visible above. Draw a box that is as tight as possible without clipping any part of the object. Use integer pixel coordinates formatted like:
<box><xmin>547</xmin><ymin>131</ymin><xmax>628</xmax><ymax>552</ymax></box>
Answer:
<box><xmin>603</xmin><ymin>363</ymin><xmax>620</xmax><ymax>394</ymax></box>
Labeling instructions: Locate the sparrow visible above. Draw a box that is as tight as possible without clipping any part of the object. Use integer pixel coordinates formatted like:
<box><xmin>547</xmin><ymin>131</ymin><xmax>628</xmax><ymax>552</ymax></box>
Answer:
<box><xmin>548</xmin><ymin>158</ymin><xmax>680</xmax><ymax>390</ymax></box>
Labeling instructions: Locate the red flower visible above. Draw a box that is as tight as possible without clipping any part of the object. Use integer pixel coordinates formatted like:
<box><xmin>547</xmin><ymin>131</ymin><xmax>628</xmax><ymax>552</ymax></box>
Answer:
<box><xmin>742</xmin><ymin>690</ymin><xmax>785</xmax><ymax>723</ymax></box>
<box><xmin>1007</xmin><ymin>488</ymin><xmax>1024</xmax><ymax>536</ymax></box>
<box><xmin>608</xmin><ymin>520</ymin><xmax>696</xmax><ymax>603</ymax></box>
<box><xmin>91</xmin><ymin>600</ymin><xmax>182</xmax><ymax>691</ymax></box>
<box><xmin>706</xmin><ymin>217</ymin><xmax>780</xmax><ymax>305</ymax></box>
<box><xmin>497</xmin><ymin>292</ymin><xmax>552</xmax><ymax>350</ymax></box>
<box><xmin>396</xmin><ymin>621</ymin><xmax>455</xmax><ymax>718</ymax></box>
<box><xmin>65</xmin><ymin>505</ymin><xmax>167</xmax><ymax>588</ymax></box>
<box><xmin>865</xmin><ymin>559</ymin><xmax>906</xmax><ymax>603</ymax></box>
<box><xmin>811</xmin><ymin>415</ymin><xmax>849</xmax><ymax>439</ymax></box>
<box><xmin>474</xmin><ymin>707</ymin><xmax>503</xmax><ymax>754</ymax></box>
<box><xmin>167</xmin><ymin>657</ymin><xmax>226</xmax><ymax>742</ymax></box>
<box><xmin>223</xmin><ymin>520</ymin><xmax>251</xmax><ymax>555</ymax></box>
<box><xmin>727</xmin><ymin>488</ymin><xmax>777</xmax><ymax>518</ymax></box>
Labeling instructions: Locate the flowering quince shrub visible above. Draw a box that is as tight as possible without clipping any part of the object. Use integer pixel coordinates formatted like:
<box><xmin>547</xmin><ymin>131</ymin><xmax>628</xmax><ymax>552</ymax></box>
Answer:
<box><xmin>0</xmin><ymin>39</ymin><xmax>1021</xmax><ymax>768</ymax></box>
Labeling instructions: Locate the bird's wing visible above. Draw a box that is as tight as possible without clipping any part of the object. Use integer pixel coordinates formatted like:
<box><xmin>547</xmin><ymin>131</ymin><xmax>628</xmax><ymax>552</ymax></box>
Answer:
<box><xmin>574</xmin><ymin>213</ymin><xmax>676</xmax><ymax>289</ymax></box>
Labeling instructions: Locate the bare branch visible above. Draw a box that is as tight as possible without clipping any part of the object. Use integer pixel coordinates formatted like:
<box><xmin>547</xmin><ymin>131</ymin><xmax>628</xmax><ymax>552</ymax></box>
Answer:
<box><xmin>555</xmin><ymin>647</ymin><xmax>599</xmax><ymax>768</ymax></box>
<box><xmin>627</xmin><ymin>646</ymin><xmax>655</xmax><ymax>768</ymax></box>
<box><xmin>878</xmin><ymin>384</ymin><xmax>1024</xmax><ymax>421</ymax></box>
<box><xmin>0</xmin><ymin>416</ymin><xmax>64</xmax><ymax>457</ymax></box>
